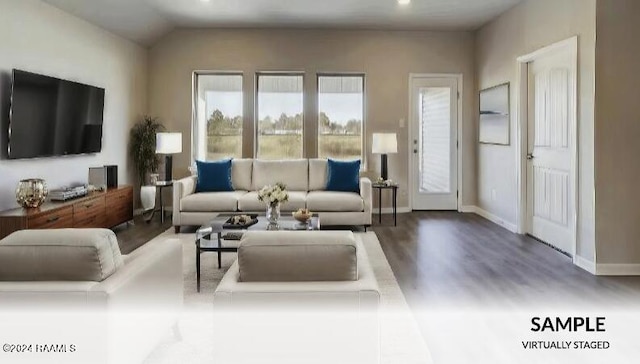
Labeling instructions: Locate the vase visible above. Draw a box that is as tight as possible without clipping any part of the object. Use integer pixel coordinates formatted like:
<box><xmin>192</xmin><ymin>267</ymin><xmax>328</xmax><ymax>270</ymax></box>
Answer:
<box><xmin>140</xmin><ymin>185</ymin><xmax>157</xmax><ymax>211</ymax></box>
<box><xmin>266</xmin><ymin>203</ymin><xmax>281</xmax><ymax>231</ymax></box>
<box><xmin>16</xmin><ymin>178</ymin><xmax>48</xmax><ymax>208</ymax></box>
<box><xmin>149</xmin><ymin>173</ymin><xmax>159</xmax><ymax>185</ymax></box>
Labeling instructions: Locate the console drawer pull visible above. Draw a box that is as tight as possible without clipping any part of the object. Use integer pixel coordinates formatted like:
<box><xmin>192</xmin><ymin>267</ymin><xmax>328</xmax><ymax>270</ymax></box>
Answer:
<box><xmin>47</xmin><ymin>216</ymin><xmax>60</xmax><ymax>223</ymax></box>
<box><xmin>84</xmin><ymin>204</ymin><xmax>93</xmax><ymax>208</ymax></box>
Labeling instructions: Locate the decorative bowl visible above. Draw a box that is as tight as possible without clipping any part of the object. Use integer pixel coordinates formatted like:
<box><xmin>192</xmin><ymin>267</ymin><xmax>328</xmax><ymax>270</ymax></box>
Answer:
<box><xmin>16</xmin><ymin>178</ymin><xmax>48</xmax><ymax>208</ymax></box>
<box><xmin>292</xmin><ymin>209</ymin><xmax>313</xmax><ymax>223</ymax></box>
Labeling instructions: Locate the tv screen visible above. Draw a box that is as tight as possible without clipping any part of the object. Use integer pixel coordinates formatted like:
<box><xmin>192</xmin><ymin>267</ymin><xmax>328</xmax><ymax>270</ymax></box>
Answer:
<box><xmin>8</xmin><ymin>69</ymin><xmax>105</xmax><ymax>159</ymax></box>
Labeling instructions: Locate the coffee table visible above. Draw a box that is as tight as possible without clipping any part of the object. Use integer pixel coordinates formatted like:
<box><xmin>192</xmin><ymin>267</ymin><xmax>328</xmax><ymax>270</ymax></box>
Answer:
<box><xmin>195</xmin><ymin>214</ymin><xmax>320</xmax><ymax>292</ymax></box>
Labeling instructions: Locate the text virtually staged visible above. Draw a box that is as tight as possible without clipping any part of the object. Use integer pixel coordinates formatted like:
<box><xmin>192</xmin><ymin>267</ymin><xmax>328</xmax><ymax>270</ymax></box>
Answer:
<box><xmin>1</xmin><ymin>0</ymin><xmax>640</xmax><ymax>363</ymax></box>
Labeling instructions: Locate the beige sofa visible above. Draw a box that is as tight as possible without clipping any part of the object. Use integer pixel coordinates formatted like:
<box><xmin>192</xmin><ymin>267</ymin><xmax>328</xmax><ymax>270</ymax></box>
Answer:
<box><xmin>211</xmin><ymin>231</ymin><xmax>380</xmax><ymax>364</ymax></box>
<box><xmin>0</xmin><ymin>229</ymin><xmax>183</xmax><ymax>364</ymax></box>
<box><xmin>173</xmin><ymin>159</ymin><xmax>372</xmax><ymax>231</ymax></box>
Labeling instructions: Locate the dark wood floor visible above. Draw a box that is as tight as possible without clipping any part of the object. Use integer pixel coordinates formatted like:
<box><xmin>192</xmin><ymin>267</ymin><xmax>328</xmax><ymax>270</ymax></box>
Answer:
<box><xmin>115</xmin><ymin>212</ymin><xmax>640</xmax><ymax>309</ymax></box>
<box><xmin>113</xmin><ymin>215</ymin><xmax>173</xmax><ymax>254</ymax></box>
<box><xmin>372</xmin><ymin>211</ymin><xmax>640</xmax><ymax>309</ymax></box>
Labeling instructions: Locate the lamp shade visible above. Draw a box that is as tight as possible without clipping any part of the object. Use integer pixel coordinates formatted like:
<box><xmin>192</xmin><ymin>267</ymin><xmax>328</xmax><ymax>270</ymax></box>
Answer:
<box><xmin>156</xmin><ymin>133</ymin><xmax>182</xmax><ymax>154</ymax></box>
<box><xmin>372</xmin><ymin>133</ymin><xmax>397</xmax><ymax>154</ymax></box>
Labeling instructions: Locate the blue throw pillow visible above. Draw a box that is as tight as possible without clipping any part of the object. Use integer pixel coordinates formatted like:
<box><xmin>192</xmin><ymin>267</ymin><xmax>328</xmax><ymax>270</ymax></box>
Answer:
<box><xmin>326</xmin><ymin>159</ymin><xmax>361</xmax><ymax>193</ymax></box>
<box><xmin>195</xmin><ymin>159</ymin><xmax>234</xmax><ymax>192</ymax></box>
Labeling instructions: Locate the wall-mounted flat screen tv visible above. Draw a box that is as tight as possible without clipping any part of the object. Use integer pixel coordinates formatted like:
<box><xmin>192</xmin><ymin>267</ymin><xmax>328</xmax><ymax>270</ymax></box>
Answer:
<box><xmin>8</xmin><ymin>69</ymin><xmax>105</xmax><ymax>159</ymax></box>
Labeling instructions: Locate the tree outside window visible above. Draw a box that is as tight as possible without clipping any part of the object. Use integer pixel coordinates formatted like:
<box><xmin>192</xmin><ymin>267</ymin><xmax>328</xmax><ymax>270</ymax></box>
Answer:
<box><xmin>256</xmin><ymin>74</ymin><xmax>304</xmax><ymax>159</ymax></box>
<box><xmin>194</xmin><ymin>73</ymin><xmax>243</xmax><ymax>161</ymax></box>
<box><xmin>318</xmin><ymin>75</ymin><xmax>364</xmax><ymax>161</ymax></box>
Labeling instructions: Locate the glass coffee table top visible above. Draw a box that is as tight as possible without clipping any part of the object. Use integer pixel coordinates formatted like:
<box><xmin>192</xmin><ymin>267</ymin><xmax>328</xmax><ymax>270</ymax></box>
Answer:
<box><xmin>196</xmin><ymin>214</ymin><xmax>320</xmax><ymax>248</ymax></box>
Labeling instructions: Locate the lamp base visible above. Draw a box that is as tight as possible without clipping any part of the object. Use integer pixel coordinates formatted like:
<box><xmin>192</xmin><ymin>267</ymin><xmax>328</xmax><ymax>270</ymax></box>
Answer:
<box><xmin>380</xmin><ymin>154</ymin><xmax>388</xmax><ymax>181</ymax></box>
<box><xmin>164</xmin><ymin>155</ymin><xmax>173</xmax><ymax>182</ymax></box>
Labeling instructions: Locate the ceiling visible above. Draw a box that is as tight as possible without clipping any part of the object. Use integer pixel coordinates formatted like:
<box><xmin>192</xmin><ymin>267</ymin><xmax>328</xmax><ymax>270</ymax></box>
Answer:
<box><xmin>42</xmin><ymin>0</ymin><xmax>523</xmax><ymax>46</ymax></box>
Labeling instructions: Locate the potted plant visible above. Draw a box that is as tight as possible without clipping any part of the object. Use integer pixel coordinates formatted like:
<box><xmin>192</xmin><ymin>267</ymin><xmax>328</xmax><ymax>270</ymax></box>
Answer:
<box><xmin>129</xmin><ymin>116</ymin><xmax>165</xmax><ymax>211</ymax></box>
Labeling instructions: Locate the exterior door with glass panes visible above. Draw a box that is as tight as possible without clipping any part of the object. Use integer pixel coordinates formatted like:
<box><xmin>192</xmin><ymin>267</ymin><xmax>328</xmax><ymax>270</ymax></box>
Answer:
<box><xmin>410</xmin><ymin>76</ymin><xmax>458</xmax><ymax>210</ymax></box>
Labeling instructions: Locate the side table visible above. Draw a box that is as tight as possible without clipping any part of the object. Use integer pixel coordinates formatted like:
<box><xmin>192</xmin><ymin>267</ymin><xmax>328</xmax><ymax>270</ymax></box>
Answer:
<box><xmin>372</xmin><ymin>184</ymin><xmax>398</xmax><ymax>226</ymax></box>
<box><xmin>145</xmin><ymin>181</ymin><xmax>173</xmax><ymax>223</ymax></box>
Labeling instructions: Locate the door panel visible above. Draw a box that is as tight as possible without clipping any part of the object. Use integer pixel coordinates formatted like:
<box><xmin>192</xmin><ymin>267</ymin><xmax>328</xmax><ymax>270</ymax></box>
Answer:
<box><xmin>526</xmin><ymin>47</ymin><xmax>575</xmax><ymax>255</ymax></box>
<box><xmin>411</xmin><ymin>77</ymin><xmax>458</xmax><ymax>210</ymax></box>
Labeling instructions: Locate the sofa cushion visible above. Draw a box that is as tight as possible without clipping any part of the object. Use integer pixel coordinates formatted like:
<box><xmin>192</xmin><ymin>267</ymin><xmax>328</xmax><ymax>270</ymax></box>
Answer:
<box><xmin>181</xmin><ymin>191</ymin><xmax>247</xmax><ymax>212</ymax></box>
<box><xmin>239</xmin><ymin>191</ymin><xmax>307</xmax><ymax>212</ymax></box>
<box><xmin>0</xmin><ymin>229</ymin><xmax>123</xmax><ymax>282</ymax></box>
<box><xmin>238</xmin><ymin>231</ymin><xmax>357</xmax><ymax>282</ymax></box>
<box><xmin>282</xmin><ymin>191</ymin><xmax>307</xmax><ymax>211</ymax></box>
<box><xmin>196</xmin><ymin>159</ymin><xmax>233</xmax><ymax>192</ymax></box>
<box><xmin>306</xmin><ymin>191</ymin><xmax>364</xmax><ymax>212</ymax></box>
<box><xmin>231</xmin><ymin>158</ymin><xmax>253</xmax><ymax>191</ymax></box>
<box><xmin>237</xmin><ymin>192</ymin><xmax>264</xmax><ymax>211</ymax></box>
<box><xmin>326</xmin><ymin>159</ymin><xmax>361</xmax><ymax>193</ymax></box>
<box><xmin>309</xmin><ymin>159</ymin><xmax>328</xmax><ymax>191</ymax></box>
<box><xmin>252</xmin><ymin>159</ymin><xmax>309</xmax><ymax>191</ymax></box>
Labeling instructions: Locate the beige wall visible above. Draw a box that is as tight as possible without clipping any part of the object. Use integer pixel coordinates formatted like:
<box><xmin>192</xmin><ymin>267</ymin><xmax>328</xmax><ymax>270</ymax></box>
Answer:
<box><xmin>148</xmin><ymin>28</ymin><xmax>477</xmax><ymax>209</ymax></box>
<box><xmin>594</xmin><ymin>0</ymin><xmax>640</xmax><ymax>265</ymax></box>
<box><xmin>475</xmin><ymin>0</ymin><xmax>597</xmax><ymax>262</ymax></box>
<box><xmin>0</xmin><ymin>0</ymin><xmax>148</xmax><ymax>211</ymax></box>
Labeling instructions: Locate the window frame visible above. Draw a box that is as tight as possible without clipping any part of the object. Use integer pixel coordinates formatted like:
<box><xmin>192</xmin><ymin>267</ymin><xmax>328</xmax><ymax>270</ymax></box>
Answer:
<box><xmin>192</xmin><ymin>70</ymin><xmax>245</xmax><ymax>163</ymax></box>
<box><xmin>254</xmin><ymin>71</ymin><xmax>306</xmax><ymax>159</ymax></box>
<box><xmin>316</xmin><ymin>72</ymin><xmax>367</xmax><ymax>169</ymax></box>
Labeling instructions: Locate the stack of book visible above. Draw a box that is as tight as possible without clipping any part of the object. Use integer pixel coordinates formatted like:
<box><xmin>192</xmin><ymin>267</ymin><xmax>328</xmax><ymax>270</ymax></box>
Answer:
<box><xmin>49</xmin><ymin>185</ymin><xmax>88</xmax><ymax>201</ymax></box>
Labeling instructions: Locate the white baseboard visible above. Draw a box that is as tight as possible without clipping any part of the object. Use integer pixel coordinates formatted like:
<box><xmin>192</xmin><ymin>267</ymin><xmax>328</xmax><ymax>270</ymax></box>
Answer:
<box><xmin>573</xmin><ymin>256</ymin><xmax>596</xmax><ymax>274</ymax></box>
<box><xmin>459</xmin><ymin>205</ymin><xmax>476</xmax><ymax>213</ymax></box>
<box><xmin>570</xmin><ymin>253</ymin><xmax>640</xmax><ymax>276</ymax></box>
<box><xmin>373</xmin><ymin>207</ymin><xmax>411</xmax><ymax>215</ymax></box>
<box><xmin>574</xmin><ymin>257</ymin><xmax>640</xmax><ymax>276</ymax></box>
<box><xmin>466</xmin><ymin>206</ymin><xmax>518</xmax><ymax>233</ymax></box>
<box><xmin>596</xmin><ymin>263</ymin><xmax>640</xmax><ymax>276</ymax></box>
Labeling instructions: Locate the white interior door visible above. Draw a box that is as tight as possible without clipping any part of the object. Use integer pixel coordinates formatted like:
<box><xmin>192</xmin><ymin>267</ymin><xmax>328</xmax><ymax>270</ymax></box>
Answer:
<box><xmin>410</xmin><ymin>76</ymin><xmax>458</xmax><ymax>210</ymax></box>
<box><xmin>526</xmin><ymin>46</ymin><xmax>576</xmax><ymax>255</ymax></box>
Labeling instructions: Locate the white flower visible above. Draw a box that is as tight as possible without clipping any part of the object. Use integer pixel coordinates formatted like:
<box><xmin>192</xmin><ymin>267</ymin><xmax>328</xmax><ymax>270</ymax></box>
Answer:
<box><xmin>257</xmin><ymin>183</ymin><xmax>288</xmax><ymax>204</ymax></box>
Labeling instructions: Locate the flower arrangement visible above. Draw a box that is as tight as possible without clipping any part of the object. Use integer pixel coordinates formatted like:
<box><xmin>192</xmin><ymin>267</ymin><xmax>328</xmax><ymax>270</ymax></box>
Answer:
<box><xmin>257</xmin><ymin>183</ymin><xmax>289</xmax><ymax>207</ymax></box>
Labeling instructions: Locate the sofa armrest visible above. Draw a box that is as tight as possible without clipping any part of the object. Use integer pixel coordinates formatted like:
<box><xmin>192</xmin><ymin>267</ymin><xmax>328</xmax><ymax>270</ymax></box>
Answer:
<box><xmin>359</xmin><ymin>177</ymin><xmax>372</xmax><ymax>214</ymax></box>
<box><xmin>0</xmin><ymin>239</ymin><xmax>183</xmax><ymax>312</ymax></box>
<box><xmin>173</xmin><ymin>176</ymin><xmax>197</xmax><ymax>226</ymax></box>
<box><xmin>89</xmin><ymin>238</ymin><xmax>183</xmax><ymax>312</ymax></box>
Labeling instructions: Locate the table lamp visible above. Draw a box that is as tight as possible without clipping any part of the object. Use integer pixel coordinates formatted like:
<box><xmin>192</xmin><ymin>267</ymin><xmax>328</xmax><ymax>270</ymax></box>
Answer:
<box><xmin>372</xmin><ymin>133</ymin><xmax>397</xmax><ymax>181</ymax></box>
<box><xmin>156</xmin><ymin>132</ymin><xmax>182</xmax><ymax>182</ymax></box>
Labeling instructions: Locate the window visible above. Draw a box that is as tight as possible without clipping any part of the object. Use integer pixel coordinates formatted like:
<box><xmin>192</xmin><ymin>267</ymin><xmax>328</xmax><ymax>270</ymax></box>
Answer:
<box><xmin>419</xmin><ymin>87</ymin><xmax>451</xmax><ymax>193</ymax></box>
<box><xmin>193</xmin><ymin>73</ymin><xmax>243</xmax><ymax>161</ymax></box>
<box><xmin>318</xmin><ymin>75</ymin><xmax>364</xmax><ymax>161</ymax></box>
<box><xmin>256</xmin><ymin>74</ymin><xmax>304</xmax><ymax>159</ymax></box>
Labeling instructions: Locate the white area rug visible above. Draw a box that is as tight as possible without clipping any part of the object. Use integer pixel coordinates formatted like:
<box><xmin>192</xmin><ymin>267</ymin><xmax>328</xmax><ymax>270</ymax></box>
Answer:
<box><xmin>143</xmin><ymin>229</ymin><xmax>431</xmax><ymax>364</ymax></box>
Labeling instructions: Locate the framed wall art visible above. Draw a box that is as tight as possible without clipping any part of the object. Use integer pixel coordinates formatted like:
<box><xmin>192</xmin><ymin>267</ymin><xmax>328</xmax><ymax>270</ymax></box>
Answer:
<box><xmin>479</xmin><ymin>83</ymin><xmax>510</xmax><ymax>145</ymax></box>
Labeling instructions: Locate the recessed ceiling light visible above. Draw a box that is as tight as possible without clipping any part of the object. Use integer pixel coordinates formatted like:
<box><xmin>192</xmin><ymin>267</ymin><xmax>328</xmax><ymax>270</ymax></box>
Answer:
<box><xmin>398</xmin><ymin>0</ymin><xmax>411</xmax><ymax>5</ymax></box>
<box><xmin>200</xmin><ymin>0</ymin><xmax>210</xmax><ymax>3</ymax></box>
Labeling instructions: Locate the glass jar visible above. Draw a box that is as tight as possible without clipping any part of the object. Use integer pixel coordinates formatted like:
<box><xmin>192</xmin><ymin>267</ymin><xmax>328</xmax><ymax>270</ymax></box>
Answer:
<box><xmin>16</xmin><ymin>178</ymin><xmax>48</xmax><ymax>208</ymax></box>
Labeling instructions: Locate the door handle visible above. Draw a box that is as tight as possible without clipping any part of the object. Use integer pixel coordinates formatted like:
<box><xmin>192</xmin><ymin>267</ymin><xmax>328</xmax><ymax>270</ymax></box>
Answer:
<box><xmin>526</xmin><ymin>153</ymin><xmax>535</xmax><ymax>160</ymax></box>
